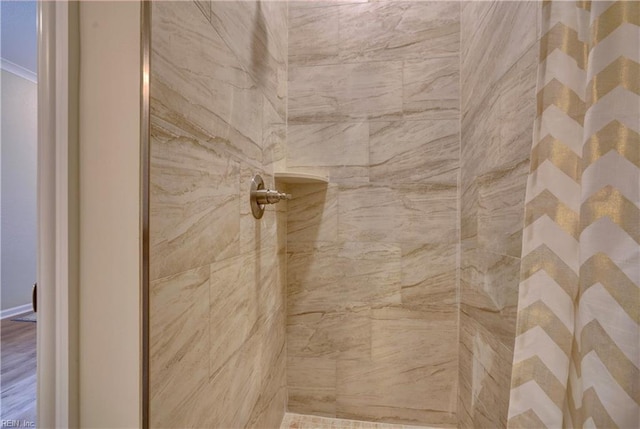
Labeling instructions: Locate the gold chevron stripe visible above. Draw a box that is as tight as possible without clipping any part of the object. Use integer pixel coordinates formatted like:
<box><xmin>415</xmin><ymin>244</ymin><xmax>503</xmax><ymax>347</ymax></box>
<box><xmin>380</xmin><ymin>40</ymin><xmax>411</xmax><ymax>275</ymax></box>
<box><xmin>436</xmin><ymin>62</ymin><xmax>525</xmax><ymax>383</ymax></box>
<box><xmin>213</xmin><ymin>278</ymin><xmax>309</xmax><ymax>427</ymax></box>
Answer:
<box><xmin>578</xmin><ymin>320</ymin><xmax>640</xmax><ymax>403</ymax></box>
<box><xmin>579</xmin><ymin>387</ymin><xmax>619</xmax><ymax>428</ymax></box>
<box><xmin>525</xmin><ymin>190</ymin><xmax>580</xmax><ymax>239</ymax></box>
<box><xmin>515</xmin><ymin>301</ymin><xmax>573</xmax><ymax>357</ymax></box>
<box><xmin>537</xmin><ymin>79</ymin><xmax>586</xmax><ymax>124</ymax></box>
<box><xmin>539</xmin><ymin>22</ymin><xmax>588</xmax><ymax>70</ymax></box>
<box><xmin>566</xmin><ymin>382</ymin><xmax>619</xmax><ymax>429</ymax></box>
<box><xmin>580</xmin><ymin>253</ymin><xmax>639</xmax><ymax>323</ymax></box>
<box><xmin>583</xmin><ymin>120</ymin><xmax>640</xmax><ymax>168</ymax></box>
<box><xmin>576</xmin><ymin>1</ymin><xmax>591</xmax><ymax>12</ymax></box>
<box><xmin>521</xmin><ymin>245</ymin><xmax>579</xmax><ymax>297</ymax></box>
<box><xmin>591</xmin><ymin>1</ymin><xmax>640</xmax><ymax>46</ymax></box>
<box><xmin>589</xmin><ymin>56</ymin><xmax>640</xmax><ymax>104</ymax></box>
<box><xmin>581</xmin><ymin>186</ymin><xmax>640</xmax><ymax>244</ymax></box>
<box><xmin>511</xmin><ymin>356</ymin><xmax>566</xmax><ymax>406</ymax></box>
<box><xmin>508</xmin><ymin>409</ymin><xmax>549</xmax><ymax>428</ymax></box>
<box><xmin>530</xmin><ymin>135</ymin><xmax>582</xmax><ymax>181</ymax></box>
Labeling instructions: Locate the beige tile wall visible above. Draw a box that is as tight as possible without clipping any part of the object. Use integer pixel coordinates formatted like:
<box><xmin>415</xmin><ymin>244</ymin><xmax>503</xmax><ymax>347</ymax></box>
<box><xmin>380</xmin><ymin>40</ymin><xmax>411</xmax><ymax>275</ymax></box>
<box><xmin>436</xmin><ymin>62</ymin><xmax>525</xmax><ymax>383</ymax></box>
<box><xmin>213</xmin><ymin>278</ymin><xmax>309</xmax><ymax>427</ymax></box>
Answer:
<box><xmin>149</xmin><ymin>2</ymin><xmax>288</xmax><ymax>427</ymax></box>
<box><xmin>286</xmin><ymin>2</ymin><xmax>460</xmax><ymax>426</ymax></box>
<box><xmin>458</xmin><ymin>2</ymin><xmax>539</xmax><ymax>428</ymax></box>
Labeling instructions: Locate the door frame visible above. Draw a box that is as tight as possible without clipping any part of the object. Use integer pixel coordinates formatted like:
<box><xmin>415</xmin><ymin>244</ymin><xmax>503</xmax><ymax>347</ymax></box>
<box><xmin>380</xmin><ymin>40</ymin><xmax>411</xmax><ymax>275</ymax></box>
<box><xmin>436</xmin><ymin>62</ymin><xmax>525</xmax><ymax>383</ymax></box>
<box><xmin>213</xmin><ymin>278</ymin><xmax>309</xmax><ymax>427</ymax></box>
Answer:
<box><xmin>37</xmin><ymin>1</ymin><xmax>79</xmax><ymax>426</ymax></box>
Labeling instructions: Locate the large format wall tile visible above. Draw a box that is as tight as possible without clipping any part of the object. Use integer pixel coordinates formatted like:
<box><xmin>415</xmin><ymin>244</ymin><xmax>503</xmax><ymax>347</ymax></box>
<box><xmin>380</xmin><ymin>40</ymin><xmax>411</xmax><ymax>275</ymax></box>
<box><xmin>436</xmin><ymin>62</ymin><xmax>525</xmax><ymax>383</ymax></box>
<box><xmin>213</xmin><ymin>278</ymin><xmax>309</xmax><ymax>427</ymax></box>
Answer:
<box><xmin>400</xmin><ymin>242</ymin><xmax>457</xmax><ymax>313</ymax></box>
<box><xmin>287</xmin><ymin>1</ymin><xmax>461</xmax><ymax>427</ymax></box>
<box><xmin>461</xmin><ymin>1</ymin><xmax>537</xmax><ymax>117</ymax></box>
<box><xmin>289</xmin><ymin>61</ymin><xmax>403</xmax><ymax>123</ymax></box>
<box><xmin>287</xmin><ymin>241</ymin><xmax>402</xmax><ymax>314</ymax></box>
<box><xmin>150</xmin><ymin>117</ymin><xmax>240</xmax><ymax>281</ymax></box>
<box><xmin>209</xmin><ymin>1</ymin><xmax>288</xmax><ymax>120</ymax></box>
<box><xmin>289</xmin><ymin>4</ymin><xmax>340</xmax><ymax>66</ymax></box>
<box><xmin>150</xmin><ymin>266</ymin><xmax>211</xmax><ymax>428</ymax></box>
<box><xmin>459</xmin><ymin>2</ymin><xmax>538</xmax><ymax>428</ymax></box>
<box><xmin>263</xmin><ymin>95</ymin><xmax>287</xmax><ymax>170</ymax></box>
<box><xmin>336</xmin><ymin>308</ymin><xmax>458</xmax><ymax>425</ymax></box>
<box><xmin>338</xmin><ymin>184</ymin><xmax>458</xmax><ymax>244</ymax></box>
<box><xmin>403</xmin><ymin>56</ymin><xmax>460</xmax><ymax>120</ymax></box>
<box><xmin>369</xmin><ymin>120</ymin><xmax>459</xmax><ymax>184</ymax></box>
<box><xmin>458</xmin><ymin>311</ymin><xmax>515</xmax><ymax>429</ymax></box>
<box><xmin>153</xmin><ymin>2</ymin><xmax>263</xmax><ymax>148</ymax></box>
<box><xmin>287</xmin><ymin>307</ymin><xmax>372</xmax><ymax>361</ymax></box>
<box><xmin>339</xmin><ymin>2</ymin><xmax>459</xmax><ymax>63</ymax></box>
<box><xmin>287</xmin><ymin>183</ymin><xmax>339</xmax><ymax>243</ymax></box>
<box><xmin>150</xmin><ymin>2</ymin><xmax>287</xmax><ymax>427</ymax></box>
<box><xmin>288</xmin><ymin>356</ymin><xmax>337</xmax><ymax>417</ymax></box>
<box><xmin>288</xmin><ymin>122</ymin><xmax>369</xmax><ymax>168</ymax></box>
<box><xmin>289</xmin><ymin>2</ymin><xmax>459</xmax><ymax>67</ymax></box>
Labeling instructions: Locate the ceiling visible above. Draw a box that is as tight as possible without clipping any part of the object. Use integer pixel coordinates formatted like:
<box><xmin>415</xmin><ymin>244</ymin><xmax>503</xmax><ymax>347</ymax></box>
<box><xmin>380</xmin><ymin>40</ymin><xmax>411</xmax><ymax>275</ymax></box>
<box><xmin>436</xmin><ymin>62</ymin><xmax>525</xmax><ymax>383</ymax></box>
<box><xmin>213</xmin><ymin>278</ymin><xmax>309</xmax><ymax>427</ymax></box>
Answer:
<box><xmin>1</xmin><ymin>1</ymin><xmax>37</xmax><ymax>74</ymax></box>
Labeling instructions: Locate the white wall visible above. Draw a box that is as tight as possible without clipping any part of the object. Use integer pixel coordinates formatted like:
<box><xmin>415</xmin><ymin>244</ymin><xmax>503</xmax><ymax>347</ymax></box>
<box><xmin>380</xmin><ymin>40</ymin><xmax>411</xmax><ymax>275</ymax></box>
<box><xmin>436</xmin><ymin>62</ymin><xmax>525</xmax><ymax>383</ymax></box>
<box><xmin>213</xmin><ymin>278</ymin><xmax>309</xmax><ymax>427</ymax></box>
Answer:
<box><xmin>1</xmin><ymin>69</ymin><xmax>37</xmax><ymax>311</ymax></box>
<box><xmin>78</xmin><ymin>2</ymin><xmax>141</xmax><ymax>426</ymax></box>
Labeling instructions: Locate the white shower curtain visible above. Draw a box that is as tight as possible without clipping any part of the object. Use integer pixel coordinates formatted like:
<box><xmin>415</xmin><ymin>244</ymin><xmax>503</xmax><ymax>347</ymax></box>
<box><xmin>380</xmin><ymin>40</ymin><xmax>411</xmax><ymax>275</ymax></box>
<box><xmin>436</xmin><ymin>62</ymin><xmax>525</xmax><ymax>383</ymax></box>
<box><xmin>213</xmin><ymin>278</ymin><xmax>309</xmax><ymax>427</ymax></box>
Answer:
<box><xmin>507</xmin><ymin>1</ymin><xmax>639</xmax><ymax>428</ymax></box>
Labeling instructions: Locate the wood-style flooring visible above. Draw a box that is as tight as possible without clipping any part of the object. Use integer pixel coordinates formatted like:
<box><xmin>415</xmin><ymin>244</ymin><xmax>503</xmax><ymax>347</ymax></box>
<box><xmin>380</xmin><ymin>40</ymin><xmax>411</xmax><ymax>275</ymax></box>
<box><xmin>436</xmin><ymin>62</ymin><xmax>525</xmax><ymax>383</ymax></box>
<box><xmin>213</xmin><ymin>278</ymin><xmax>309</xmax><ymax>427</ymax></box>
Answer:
<box><xmin>1</xmin><ymin>315</ymin><xmax>36</xmax><ymax>423</ymax></box>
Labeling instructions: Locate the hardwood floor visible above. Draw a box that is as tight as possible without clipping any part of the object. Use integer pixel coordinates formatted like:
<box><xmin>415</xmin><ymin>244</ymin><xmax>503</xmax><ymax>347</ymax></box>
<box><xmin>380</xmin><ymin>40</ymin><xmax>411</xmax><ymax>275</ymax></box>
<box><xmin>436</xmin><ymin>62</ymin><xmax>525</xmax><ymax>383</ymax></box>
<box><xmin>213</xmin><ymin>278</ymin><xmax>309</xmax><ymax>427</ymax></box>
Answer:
<box><xmin>1</xmin><ymin>315</ymin><xmax>36</xmax><ymax>423</ymax></box>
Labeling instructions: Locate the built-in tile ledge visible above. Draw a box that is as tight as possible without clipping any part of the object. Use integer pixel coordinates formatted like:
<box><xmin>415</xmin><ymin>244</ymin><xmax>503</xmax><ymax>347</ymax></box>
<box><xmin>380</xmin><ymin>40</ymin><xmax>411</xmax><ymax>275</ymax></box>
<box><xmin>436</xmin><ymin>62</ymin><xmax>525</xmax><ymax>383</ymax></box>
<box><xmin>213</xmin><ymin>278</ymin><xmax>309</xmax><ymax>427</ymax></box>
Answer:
<box><xmin>274</xmin><ymin>171</ymin><xmax>329</xmax><ymax>184</ymax></box>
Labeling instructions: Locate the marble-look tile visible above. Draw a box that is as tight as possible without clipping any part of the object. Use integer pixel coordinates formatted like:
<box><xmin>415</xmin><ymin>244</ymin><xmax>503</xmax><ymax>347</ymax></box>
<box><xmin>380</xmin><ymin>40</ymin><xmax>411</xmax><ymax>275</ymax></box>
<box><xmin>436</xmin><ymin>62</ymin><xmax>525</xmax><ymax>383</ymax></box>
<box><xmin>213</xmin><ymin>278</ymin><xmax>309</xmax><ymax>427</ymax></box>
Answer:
<box><xmin>248</xmin><ymin>350</ymin><xmax>287</xmax><ymax>429</ymax></box>
<box><xmin>288</xmin><ymin>356</ymin><xmax>337</xmax><ymax>417</ymax></box>
<box><xmin>281</xmin><ymin>413</ymin><xmax>447</xmax><ymax>429</ymax></box>
<box><xmin>288</xmin><ymin>356</ymin><xmax>337</xmax><ymax>390</ymax></box>
<box><xmin>288</xmin><ymin>387</ymin><xmax>338</xmax><ymax>418</ymax></box>
<box><xmin>462</xmin><ymin>44</ymin><xmax>535</xmax><ymax>181</ymax></box>
<box><xmin>460</xmin><ymin>243</ymin><xmax>520</xmax><ymax>347</ymax></box>
<box><xmin>149</xmin><ymin>117</ymin><xmax>240</xmax><ymax>281</ymax></box>
<box><xmin>338</xmin><ymin>184</ymin><xmax>458</xmax><ymax>244</ymax></box>
<box><xmin>460</xmin><ymin>84</ymin><xmax>501</xmax><ymax>179</ymax></box>
<box><xmin>287</xmin><ymin>241</ymin><xmax>402</xmax><ymax>314</ymax></box>
<box><xmin>369</xmin><ymin>120</ymin><xmax>459</xmax><ymax>184</ymax></box>
<box><xmin>208</xmin><ymin>254</ymin><xmax>258</xmax><ymax>378</ymax></box>
<box><xmin>152</xmin><ymin>1</ymin><xmax>263</xmax><ymax>149</ymax></box>
<box><xmin>477</xmin><ymin>159</ymin><xmax>529</xmax><ymax>258</ymax></box>
<box><xmin>194</xmin><ymin>0</ymin><xmax>210</xmax><ymax>22</ymax></box>
<box><xmin>287</xmin><ymin>306</ymin><xmax>372</xmax><ymax>360</ymax></box>
<box><xmin>336</xmin><ymin>308</ymin><xmax>457</xmax><ymax>426</ymax></box>
<box><xmin>325</xmin><ymin>166</ymin><xmax>370</xmax><ymax>184</ymax></box>
<box><xmin>458</xmin><ymin>311</ymin><xmax>515</xmax><ymax>429</ymax></box>
<box><xmin>288</xmin><ymin>122</ymin><xmax>369</xmax><ymax>168</ymax></box>
<box><xmin>460</xmin><ymin>177</ymin><xmax>478</xmax><ymax>242</ymax></box>
<box><xmin>289</xmin><ymin>61</ymin><xmax>403</xmax><ymax>123</ymax></box>
<box><xmin>400</xmin><ymin>242</ymin><xmax>457</xmax><ymax>312</ymax></box>
<box><xmin>289</xmin><ymin>3</ymin><xmax>340</xmax><ymax>66</ymax></box>
<box><xmin>149</xmin><ymin>266</ymin><xmax>211</xmax><ymax>428</ymax></box>
<box><xmin>498</xmin><ymin>45</ymin><xmax>537</xmax><ymax>152</ymax></box>
<box><xmin>287</xmin><ymin>183</ymin><xmax>338</xmax><ymax>243</ymax></box>
<box><xmin>247</xmin><ymin>306</ymin><xmax>287</xmax><ymax>428</ymax></box>
<box><xmin>403</xmin><ymin>56</ymin><xmax>460</xmax><ymax>120</ymax></box>
<box><xmin>461</xmin><ymin>1</ymin><xmax>537</xmax><ymax>116</ymax></box>
<box><xmin>209</xmin><ymin>0</ymin><xmax>288</xmax><ymax>120</ymax></box>
<box><xmin>339</xmin><ymin>2</ymin><xmax>459</xmax><ymax>63</ymax></box>
<box><xmin>207</xmin><ymin>329</ymin><xmax>264</xmax><ymax>429</ymax></box>
<box><xmin>263</xmin><ymin>95</ymin><xmax>287</xmax><ymax>171</ymax></box>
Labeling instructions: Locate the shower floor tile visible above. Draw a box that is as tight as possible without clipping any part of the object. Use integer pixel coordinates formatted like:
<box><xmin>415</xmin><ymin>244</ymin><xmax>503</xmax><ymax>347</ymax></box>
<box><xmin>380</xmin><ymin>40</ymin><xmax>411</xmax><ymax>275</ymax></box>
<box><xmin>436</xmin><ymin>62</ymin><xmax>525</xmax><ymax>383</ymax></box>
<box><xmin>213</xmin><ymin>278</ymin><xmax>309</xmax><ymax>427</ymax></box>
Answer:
<box><xmin>280</xmin><ymin>413</ymin><xmax>442</xmax><ymax>429</ymax></box>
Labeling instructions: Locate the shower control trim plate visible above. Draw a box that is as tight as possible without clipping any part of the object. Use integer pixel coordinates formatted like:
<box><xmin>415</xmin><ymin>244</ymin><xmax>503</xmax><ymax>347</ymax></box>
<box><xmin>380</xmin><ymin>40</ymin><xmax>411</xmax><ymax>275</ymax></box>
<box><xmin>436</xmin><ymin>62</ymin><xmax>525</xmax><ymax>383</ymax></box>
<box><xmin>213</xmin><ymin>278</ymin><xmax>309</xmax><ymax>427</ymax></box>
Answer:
<box><xmin>250</xmin><ymin>174</ymin><xmax>291</xmax><ymax>219</ymax></box>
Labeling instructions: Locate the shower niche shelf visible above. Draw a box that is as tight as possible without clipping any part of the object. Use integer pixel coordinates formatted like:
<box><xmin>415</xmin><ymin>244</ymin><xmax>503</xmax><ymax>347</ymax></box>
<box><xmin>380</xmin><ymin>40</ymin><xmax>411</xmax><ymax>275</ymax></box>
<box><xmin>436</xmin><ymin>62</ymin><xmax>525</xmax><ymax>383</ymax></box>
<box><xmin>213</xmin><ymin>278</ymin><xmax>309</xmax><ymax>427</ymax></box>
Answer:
<box><xmin>274</xmin><ymin>171</ymin><xmax>329</xmax><ymax>184</ymax></box>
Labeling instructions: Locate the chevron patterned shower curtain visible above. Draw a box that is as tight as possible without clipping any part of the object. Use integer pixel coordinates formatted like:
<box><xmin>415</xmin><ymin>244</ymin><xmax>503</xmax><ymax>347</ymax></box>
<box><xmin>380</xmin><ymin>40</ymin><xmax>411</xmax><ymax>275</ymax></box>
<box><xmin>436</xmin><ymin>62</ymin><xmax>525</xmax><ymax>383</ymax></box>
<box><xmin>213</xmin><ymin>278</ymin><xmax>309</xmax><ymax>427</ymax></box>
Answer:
<box><xmin>507</xmin><ymin>1</ymin><xmax>639</xmax><ymax>428</ymax></box>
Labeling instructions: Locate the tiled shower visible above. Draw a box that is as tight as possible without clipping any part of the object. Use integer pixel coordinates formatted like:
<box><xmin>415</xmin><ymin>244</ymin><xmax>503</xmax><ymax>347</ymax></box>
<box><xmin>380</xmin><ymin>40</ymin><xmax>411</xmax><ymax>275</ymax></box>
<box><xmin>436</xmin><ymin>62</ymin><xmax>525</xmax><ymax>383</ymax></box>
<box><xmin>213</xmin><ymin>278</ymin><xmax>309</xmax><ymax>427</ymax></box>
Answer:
<box><xmin>148</xmin><ymin>1</ymin><xmax>539</xmax><ymax>428</ymax></box>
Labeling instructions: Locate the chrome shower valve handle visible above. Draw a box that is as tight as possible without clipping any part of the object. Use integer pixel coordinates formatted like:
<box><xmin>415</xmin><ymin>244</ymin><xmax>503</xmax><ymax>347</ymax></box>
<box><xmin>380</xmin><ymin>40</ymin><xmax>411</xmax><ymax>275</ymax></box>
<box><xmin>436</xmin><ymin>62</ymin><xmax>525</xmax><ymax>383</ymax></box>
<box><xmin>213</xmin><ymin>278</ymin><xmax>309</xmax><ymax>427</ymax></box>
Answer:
<box><xmin>250</xmin><ymin>174</ymin><xmax>290</xmax><ymax>219</ymax></box>
<box><xmin>254</xmin><ymin>189</ymin><xmax>292</xmax><ymax>205</ymax></box>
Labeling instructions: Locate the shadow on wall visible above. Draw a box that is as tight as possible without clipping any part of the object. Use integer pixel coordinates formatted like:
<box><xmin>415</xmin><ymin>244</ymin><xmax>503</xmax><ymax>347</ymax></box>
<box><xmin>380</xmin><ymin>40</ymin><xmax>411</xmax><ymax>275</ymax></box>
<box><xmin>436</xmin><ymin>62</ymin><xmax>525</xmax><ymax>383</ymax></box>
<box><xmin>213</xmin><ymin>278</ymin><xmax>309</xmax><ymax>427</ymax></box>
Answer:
<box><xmin>251</xmin><ymin>2</ymin><xmax>268</xmax><ymax>87</ymax></box>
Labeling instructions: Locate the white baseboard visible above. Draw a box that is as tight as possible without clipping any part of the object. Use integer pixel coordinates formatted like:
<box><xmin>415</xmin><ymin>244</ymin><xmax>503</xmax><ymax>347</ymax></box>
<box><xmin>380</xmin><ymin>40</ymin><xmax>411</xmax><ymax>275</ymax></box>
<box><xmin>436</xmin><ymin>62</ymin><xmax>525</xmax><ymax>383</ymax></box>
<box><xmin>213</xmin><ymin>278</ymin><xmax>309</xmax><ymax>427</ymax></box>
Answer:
<box><xmin>1</xmin><ymin>303</ymin><xmax>33</xmax><ymax>320</ymax></box>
